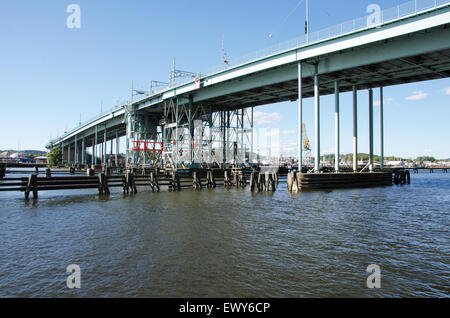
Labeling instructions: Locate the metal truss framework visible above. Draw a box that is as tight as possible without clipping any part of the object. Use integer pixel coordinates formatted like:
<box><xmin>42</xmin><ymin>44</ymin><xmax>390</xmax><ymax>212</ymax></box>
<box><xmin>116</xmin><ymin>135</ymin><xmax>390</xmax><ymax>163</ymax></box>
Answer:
<box><xmin>125</xmin><ymin>104</ymin><xmax>161</xmax><ymax>167</ymax></box>
<box><xmin>162</xmin><ymin>98</ymin><xmax>254</xmax><ymax>168</ymax></box>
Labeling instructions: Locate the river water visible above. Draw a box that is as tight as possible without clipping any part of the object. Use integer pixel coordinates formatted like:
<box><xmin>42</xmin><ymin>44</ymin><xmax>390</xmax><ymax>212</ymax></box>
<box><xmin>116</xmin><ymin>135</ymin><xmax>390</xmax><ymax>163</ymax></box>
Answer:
<box><xmin>0</xmin><ymin>171</ymin><xmax>448</xmax><ymax>297</ymax></box>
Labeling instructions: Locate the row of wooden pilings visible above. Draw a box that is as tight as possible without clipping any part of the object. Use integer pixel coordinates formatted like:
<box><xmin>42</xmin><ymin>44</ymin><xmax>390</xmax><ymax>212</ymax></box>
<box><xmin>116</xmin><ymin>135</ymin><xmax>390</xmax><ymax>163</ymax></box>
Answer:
<box><xmin>287</xmin><ymin>171</ymin><xmax>301</xmax><ymax>193</ymax></box>
<box><xmin>97</xmin><ymin>168</ymin><xmax>280</xmax><ymax>195</ymax></box>
<box><xmin>394</xmin><ymin>170</ymin><xmax>411</xmax><ymax>185</ymax></box>
<box><xmin>168</xmin><ymin>169</ymin><xmax>279</xmax><ymax>192</ymax></box>
<box><xmin>412</xmin><ymin>168</ymin><xmax>448</xmax><ymax>174</ymax></box>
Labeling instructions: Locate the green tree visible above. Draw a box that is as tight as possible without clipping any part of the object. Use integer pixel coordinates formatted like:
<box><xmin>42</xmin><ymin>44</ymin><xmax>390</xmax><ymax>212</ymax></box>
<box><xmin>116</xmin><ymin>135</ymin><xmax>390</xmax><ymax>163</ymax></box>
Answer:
<box><xmin>47</xmin><ymin>147</ymin><xmax>62</xmax><ymax>167</ymax></box>
<box><xmin>415</xmin><ymin>156</ymin><xmax>436</xmax><ymax>163</ymax></box>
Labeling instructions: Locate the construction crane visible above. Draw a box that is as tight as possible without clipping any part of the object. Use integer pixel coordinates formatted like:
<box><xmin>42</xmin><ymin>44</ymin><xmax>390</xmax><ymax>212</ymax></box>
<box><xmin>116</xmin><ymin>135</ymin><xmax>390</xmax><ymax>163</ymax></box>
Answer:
<box><xmin>302</xmin><ymin>123</ymin><xmax>312</xmax><ymax>164</ymax></box>
<box><xmin>302</xmin><ymin>123</ymin><xmax>310</xmax><ymax>151</ymax></box>
<box><xmin>222</xmin><ymin>35</ymin><xmax>229</xmax><ymax>65</ymax></box>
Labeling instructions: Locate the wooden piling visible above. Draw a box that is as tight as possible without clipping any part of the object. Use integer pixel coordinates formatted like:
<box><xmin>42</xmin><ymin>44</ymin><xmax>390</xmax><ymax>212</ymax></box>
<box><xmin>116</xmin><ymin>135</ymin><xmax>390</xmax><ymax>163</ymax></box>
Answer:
<box><xmin>0</xmin><ymin>165</ymin><xmax>5</xmax><ymax>179</ymax></box>
<box><xmin>264</xmin><ymin>173</ymin><xmax>276</xmax><ymax>192</ymax></box>
<box><xmin>233</xmin><ymin>171</ymin><xmax>237</xmax><ymax>188</ymax></box>
<box><xmin>287</xmin><ymin>171</ymin><xmax>294</xmax><ymax>192</ymax></box>
<box><xmin>149</xmin><ymin>171</ymin><xmax>160</xmax><ymax>192</ymax></box>
<box><xmin>257</xmin><ymin>173</ymin><xmax>264</xmax><ymax>191</ymax></box>
<box><xmin>206</xmin><ymin>170</ymin><xmax>216</xmax><ymax>189</ymax></box>
<box><xmin>249</xmin><ymin>172</ymin><xmax>255</xmax><ymax>192</ymax></box>
<box><xmin>224</xmin><ymin>170</ymin><xmax>232</xmax><ymax>188</ymax></box>
<box><xmin>124</xmin><ymin>172</ymin><xmax>137</xmax><ymax>194</ymax></box>
<box><xmin>238</xmin><ymin>171</ymin><xmax>247</xmax><ymax>188</ymax></box>
<box><xmin>193</xmin><ymin>170</ymin><xmax>202</xmax><ymax>189</ymax></box>
<box><xmin>25</xmin><ymin>174</ymin><xmax>38</xmax><ymax>199</ymax></box>
<box><xmin>98</xmin><ymin>173</ymin><xmax>110</xmax><ymax>195</ymax></box>
<box><xmin>170</xmin><ymin>173</ymin><xmax>181</xmax><ymax>191</ymax></box>
<box><xmin>288</xmin><ymin>171</ymin><xmax>301</xmax><ymax>192</ymax></box>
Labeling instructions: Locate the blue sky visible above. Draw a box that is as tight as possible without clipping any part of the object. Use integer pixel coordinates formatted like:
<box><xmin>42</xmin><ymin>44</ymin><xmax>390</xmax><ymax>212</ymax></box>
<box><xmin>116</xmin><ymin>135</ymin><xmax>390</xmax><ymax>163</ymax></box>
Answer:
<box><xmin>0</xmin><ymin>0</ymin><xmax>449</xmax><ymax>159</ymax></box>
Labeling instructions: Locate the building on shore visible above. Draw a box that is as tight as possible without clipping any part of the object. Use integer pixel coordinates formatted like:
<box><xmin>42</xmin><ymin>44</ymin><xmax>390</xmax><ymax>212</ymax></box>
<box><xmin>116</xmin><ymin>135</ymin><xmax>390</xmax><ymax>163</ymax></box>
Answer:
<box><xmin>35</xmin><ymin>156</ymin><xmax>48</xmax><ymax>165</ymax></box>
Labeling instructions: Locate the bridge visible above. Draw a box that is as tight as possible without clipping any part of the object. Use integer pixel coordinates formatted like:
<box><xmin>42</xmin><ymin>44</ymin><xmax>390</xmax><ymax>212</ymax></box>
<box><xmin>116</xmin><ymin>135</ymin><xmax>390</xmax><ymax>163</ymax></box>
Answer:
<box><xmin>47</xmin><ymin>0</ymin><xmax>450</xmax><ymax>175</ymax></box>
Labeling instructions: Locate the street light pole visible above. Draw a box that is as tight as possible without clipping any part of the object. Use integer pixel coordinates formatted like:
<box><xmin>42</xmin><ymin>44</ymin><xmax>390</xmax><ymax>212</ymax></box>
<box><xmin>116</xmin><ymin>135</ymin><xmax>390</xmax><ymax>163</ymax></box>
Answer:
<box><xmin>306</xmin><ymin>0</ymin><xmax>309</xmax><ymax>43</ymax></box>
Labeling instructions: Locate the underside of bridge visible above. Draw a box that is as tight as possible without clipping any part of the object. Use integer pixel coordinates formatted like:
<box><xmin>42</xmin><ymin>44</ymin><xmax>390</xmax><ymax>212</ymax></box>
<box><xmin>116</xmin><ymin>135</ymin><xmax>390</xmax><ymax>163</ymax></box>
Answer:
<box><xmin>198</xmin><ymin>25</ymin><xmax>450</xmax><ymax>110</ymax></box>
<box><xmin>53</xmin><ymin>11</ymin><xmax>450</xmax><ymax>171</ymax></box>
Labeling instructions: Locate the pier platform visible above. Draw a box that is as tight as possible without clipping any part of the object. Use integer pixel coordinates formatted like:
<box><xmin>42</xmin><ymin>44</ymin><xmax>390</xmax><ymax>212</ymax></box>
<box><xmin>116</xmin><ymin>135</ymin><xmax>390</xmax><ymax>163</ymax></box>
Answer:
<box><xmin>0</xmin><ymin>168</ymin><xmax>404</xmax><ymax>199</ymax></box>
<box><xmin>289</xmin><ymin>172</ymin><xmax>393</xmax><ymax>190</ymax></box>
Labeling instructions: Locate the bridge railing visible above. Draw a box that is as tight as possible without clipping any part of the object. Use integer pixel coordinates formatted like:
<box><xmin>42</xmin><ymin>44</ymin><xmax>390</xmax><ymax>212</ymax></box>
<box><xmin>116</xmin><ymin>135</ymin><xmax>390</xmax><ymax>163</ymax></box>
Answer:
<box><xmin>199</xmin><ymin>0</ymin><xmax>450</xmax><ymax>78</ymax></box>
<box><xmin>50</xmin><ymin>0</ymin><xmax>450</xmax><ymax>146</ymax></box>
<box><xmin>48</xmin><ymin>104</ymin><xmax>124</xmax><ymax>146</ymax></box>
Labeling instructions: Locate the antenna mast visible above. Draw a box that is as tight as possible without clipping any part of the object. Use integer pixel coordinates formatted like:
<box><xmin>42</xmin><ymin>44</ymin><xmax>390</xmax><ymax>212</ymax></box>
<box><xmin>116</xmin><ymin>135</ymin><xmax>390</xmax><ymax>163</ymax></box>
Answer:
<box><xmin>222</xmin><ymin>35</ymin><xmax>229</xmax><ymax>65</ymax></box>
<box><xmin>305</xmin><ymin>0</ymin><xmax>309</xmax><ymax>43</ymax></box>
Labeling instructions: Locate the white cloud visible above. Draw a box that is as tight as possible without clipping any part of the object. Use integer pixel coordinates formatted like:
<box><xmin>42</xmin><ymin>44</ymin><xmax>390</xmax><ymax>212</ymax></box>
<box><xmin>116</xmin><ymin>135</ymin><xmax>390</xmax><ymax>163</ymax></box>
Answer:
<box><xmin>253</xmin><ymin>111</ymin><xmax>282</xmax><ymax>125</ymax></box>
<box><xmin>281</xmin><ymin>130</ymin><xmax>297</xmax><ymax>136</ymax></box>
<box><xmin>261</xmin><ymin>129</ymin><xmax>297</xmax><ymax>138</ymax></box>
<box><xmin>374</xmin><ymin>97</ymin><xmax>393</xmax><ymax>107</ymax></box>
<box><xmin>405</xmin><ymin>91</ymin><xmax>430</xmax><ymax>101</ymax></box>
<box><xmin>424</xmin><ymin>149</ymin><xmax>433</xmax><ymax>154</ymax></box>
<box><xmin>279</xmin><ymin>142</ymin><xmax>298</xmax><ymax>154</ymax></box>
<box><xmin>445</xmin><ymin>87</ymin><xmax>450</xmax><ymax>95</ymax></box>
<box><xmin>262</xmin><ymin>129</ymin><xmax>281</xmax><ymax>137</ymax></box>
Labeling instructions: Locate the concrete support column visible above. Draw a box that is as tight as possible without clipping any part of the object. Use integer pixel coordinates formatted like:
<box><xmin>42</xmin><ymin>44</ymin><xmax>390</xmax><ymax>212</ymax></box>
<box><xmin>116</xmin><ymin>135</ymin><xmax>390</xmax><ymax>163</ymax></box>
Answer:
<box><xmin>95</xmin><ymin>125</ymin><xmax>98</xmax><ymax>165</ymax></box>
<box><xmin>104</xmin><ymin>126</ymin><xmax>107</xmax><ymax>166</ymax></box>
<box><xmin>222</xmin><ymin>111</ymin><xmax>226</xmax><ymax>166</ymax></box>
<box><xmin>74</xmin><ymin>136</ymin><xmax>78</xmax><ymax>164</ymax></box>
<box><xmin>115</xmin><ymin>131</ymin><xmax>119</xmax><ymax>166</ymax></box>
<box><xmin>175</xmin><ymin>99</ymin><xmax>179</xmax><ymax>169</ymax></box>
<box><xmin>369</xmin><ymin>88</ymin><xmax>374</xmax><ymax>172</ymax></box>
<box><xmin>110</xmin><ymin>135</ymin><xmax>113</xmax><ymax>166</ymax></box>
<box><xmin>227</xmin><ymin>111</ymin><xmax>230</xmax><ymax>165</ymax></box>
<box><xmin>250</xmin><ymin>107</ymin><xmax>254</xmax><ymax>164</ymax></box>
<box><xmin>92</xmin><ymin>138</ymin><xmax>95</xmax><ymax>165</ymax></box>
<box><xmin>353</xmin><ymin>86</ymin><xmax>358</xmax><ymax>172</ymax></box>
<box><xmin>298</xmin><ymin>62</ymin><xmax>303</xmax><ymax>172</ymax></box>
<box><xmin>61</xmin><ymin>144</ymin><xmax>65</xmax><ymax>165</ymax></box>
<box><xmin>100</xmin><ymin>143</ymin><xmax>103</xmax><ymax>165</ymax></box>
<box><xmin>82</xmin><ymin>137</ymin><xmax>85</xmax><ymax>165</ymax></box>
<box><xmin>68</xmin><ymin>143</ymin><xmax>71</xmax><ymax>165</ymax></box>
<box><xmin>314</xmin><ymin>72</ymin><xmax>320</xmax><ymax>173</ymax></box>
<box><xmin>334</xmin><ymin>80</ymin><xmax>340</xmax><ymax>173</ymax></box>
<box><xmin>241</xmin><ymin>108</ymin><xmax>244</xmax><ymax>164</ymax></box>
<box><xmin>380</xmin><ymin>87</ymin><xmax>384</xmax><ymax>171</ymax></box>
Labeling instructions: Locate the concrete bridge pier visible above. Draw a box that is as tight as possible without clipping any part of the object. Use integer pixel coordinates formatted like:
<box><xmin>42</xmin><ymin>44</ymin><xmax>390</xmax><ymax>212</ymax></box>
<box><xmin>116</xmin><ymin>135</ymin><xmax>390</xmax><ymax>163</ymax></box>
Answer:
<box><xmin>94</xmin><ymin>125</ymin><xmax>98</xmax><ymax>165</ymax></box>
<box><xmin>353</xmin><ymin>86</ymin><xmax>358</xmax><ymax>172</ymax></box>
<box><xmin>61</xmin><ymin>143</ymin><xmax>65</xmax><ymax>165</ymax></box>
<box><xmin>314</xmin><ymin>69</ymin><xmax>320</xmax><ymax>173</ymax></box>
<box><xmin>74</xmin><ymin>136</ymin><xmax>78</xmax><ymax>166</ymax></box>
<box><xmin>115</xmin><ymin>130</ymin><xmax>119</xmax><ymax>166</ymax></box>
<box><xmin>298</xmin><ymin>62</ymin><xmax>303</xmax><ymax>172</ymax></box>
<box><xmin>369</xmin><ymin>88</ymin><xmax>374</xmax><ymax>172</ymax></box>
<box><xmin>103</xmin><ymin>125</ymin><xmax>107</xmax><ymax>166</ymax></box>
<box><xmin>81</xmin><ymin>137</ymin><xmax>85</xmax><ymax>166</ymax></box>
<box><xmin>68</xmin><ymin>143</ymin><xmax>71</xmax><ymax>165</ymax></box>
<box><xmin>334</xmin><ymin>80</ymin><xmax>340</xmax><ymax>173</ymax></box>
<box><xmin>380</xmin><ymin>87</ymin><xmax>384</xmax><ymax>171</ymax></box>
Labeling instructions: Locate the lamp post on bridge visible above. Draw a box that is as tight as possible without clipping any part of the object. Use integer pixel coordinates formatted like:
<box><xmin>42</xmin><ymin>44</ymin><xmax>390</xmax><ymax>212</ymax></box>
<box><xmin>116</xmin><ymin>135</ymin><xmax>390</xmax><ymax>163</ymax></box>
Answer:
<box><xmin>306</xmin><ymin>0</ymin><xmax>309</xmax><ymax>44</ymax></box>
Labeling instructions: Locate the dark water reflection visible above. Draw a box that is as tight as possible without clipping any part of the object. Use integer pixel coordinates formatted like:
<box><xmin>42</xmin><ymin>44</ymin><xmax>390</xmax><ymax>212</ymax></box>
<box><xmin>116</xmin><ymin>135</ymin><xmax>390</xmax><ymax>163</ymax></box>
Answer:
<box><xmin>0</xmin><ymin>173</ymin><xmax>448</xmax><ymax>297</ymax></box>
